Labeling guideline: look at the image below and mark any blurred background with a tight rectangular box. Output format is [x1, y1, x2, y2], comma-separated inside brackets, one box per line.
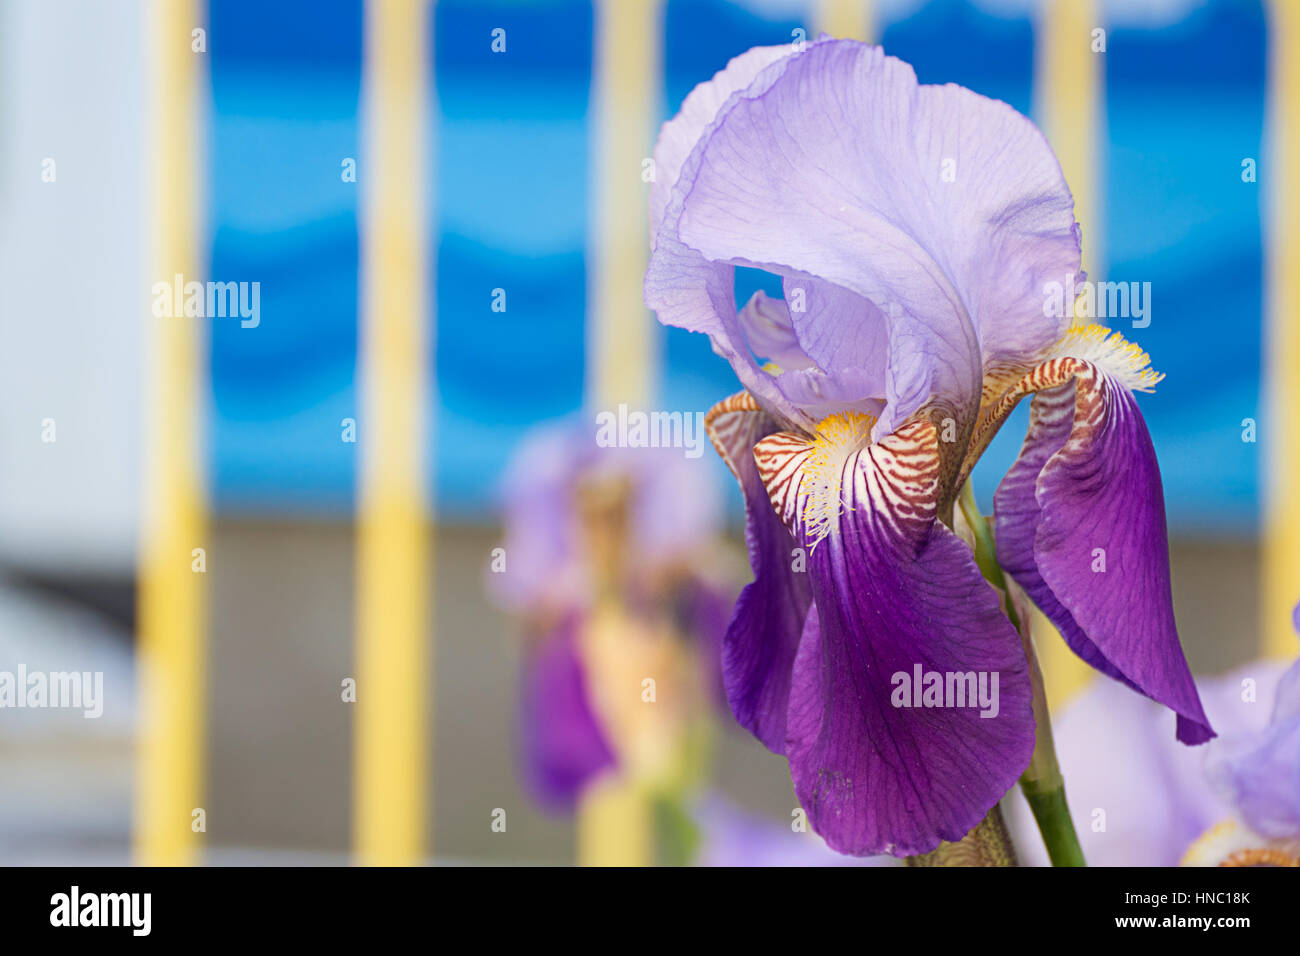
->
[0, 0, 1290, 865]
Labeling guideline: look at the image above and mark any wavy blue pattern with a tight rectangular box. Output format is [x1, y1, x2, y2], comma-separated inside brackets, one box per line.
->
[206, 0, 1266, 531]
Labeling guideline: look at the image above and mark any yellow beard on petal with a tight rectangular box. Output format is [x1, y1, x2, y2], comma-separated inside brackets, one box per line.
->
[801, 411, 876, 551]
[959, 324, 1167, 491]
[1049, 323, 1165, 393]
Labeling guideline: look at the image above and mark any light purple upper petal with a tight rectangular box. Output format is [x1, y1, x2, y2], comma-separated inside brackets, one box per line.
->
[782, 272, 890, 379]
[738, 287, 887, 420]
[648, 39, 1081, 437]
[650, 43, 796, 243]
[757, 420, 1035, 856]
[994, 363, 1214, 745]
[738, 289, 815, 371]
[645, 48, 825, 429]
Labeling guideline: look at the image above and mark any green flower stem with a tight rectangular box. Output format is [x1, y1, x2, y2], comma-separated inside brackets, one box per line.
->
[652, 791, 701, 867]
[1020, 777, 1086, 867]
[957, 482, 1086, 867]
[956, 481, 1020, 634]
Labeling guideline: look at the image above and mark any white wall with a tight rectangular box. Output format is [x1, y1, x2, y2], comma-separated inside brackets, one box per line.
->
[0, 0, 147, 574]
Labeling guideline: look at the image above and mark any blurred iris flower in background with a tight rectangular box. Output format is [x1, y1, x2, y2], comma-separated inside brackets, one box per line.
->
[489, 420, 734, 813]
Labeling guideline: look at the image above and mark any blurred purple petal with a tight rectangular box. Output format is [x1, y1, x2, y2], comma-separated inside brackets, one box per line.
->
[692, 794, 890, 867]
[1207, 653, 1300, 839]
[518, 614, 617, 810]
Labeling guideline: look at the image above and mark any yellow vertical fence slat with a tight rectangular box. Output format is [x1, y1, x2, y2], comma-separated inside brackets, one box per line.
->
[1038, 0, 1102, 286]
[1033, 0, 1103, 709]
[576, 772, 654, 869]
[580, 0, 662, 867]
[1264, 0, 1300, 659]
[815, 0, 873, 42]
[587, 0, 661, 416]
[135, 0, 209, 867]
[354, 0, 434, 866]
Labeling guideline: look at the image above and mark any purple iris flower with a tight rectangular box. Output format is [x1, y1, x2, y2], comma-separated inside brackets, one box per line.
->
[491, 420, 731, 810]
[645, 38, 1213, 856]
